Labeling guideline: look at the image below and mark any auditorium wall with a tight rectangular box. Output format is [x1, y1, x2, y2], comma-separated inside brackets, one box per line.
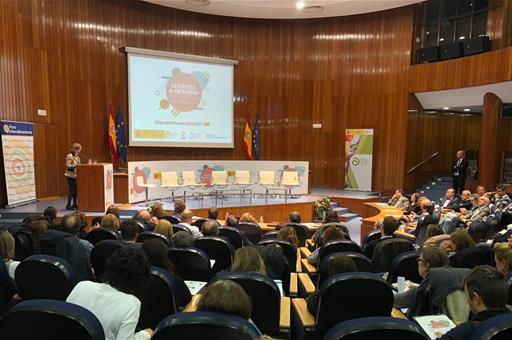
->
[0, 0, 510, 206]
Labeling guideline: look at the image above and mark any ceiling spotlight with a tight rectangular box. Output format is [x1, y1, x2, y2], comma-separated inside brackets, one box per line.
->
[296, 1, 305, 10]
[463, 108, 471, 112]
[186, 0, 210, 6]
[443, 107, 450, 110]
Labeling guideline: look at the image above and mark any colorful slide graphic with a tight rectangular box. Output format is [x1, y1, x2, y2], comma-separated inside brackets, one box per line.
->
[344, 129, 373, 191]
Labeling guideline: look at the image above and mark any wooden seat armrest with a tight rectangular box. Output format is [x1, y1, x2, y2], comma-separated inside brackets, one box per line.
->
[183, 294, 202, 312]
[280, 297, 291, 329]
[300, 259, 317, 273]
[391, 307, 407, 319]
[300, 247, 312, 258]
[296, 249, 302, 272]
[298, 273, 316, 295]
[292, 298, 316, 328]
[290, 273, 298, 296]
[306, 239, 315, 248]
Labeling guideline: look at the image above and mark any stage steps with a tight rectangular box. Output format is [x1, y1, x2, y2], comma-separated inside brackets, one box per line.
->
[330, 202, 360, 222]
[416, 176, 452, 204]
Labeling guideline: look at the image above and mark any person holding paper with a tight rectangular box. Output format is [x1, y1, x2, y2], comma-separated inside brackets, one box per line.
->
[64, 143, 81, 210]
[441, 266, 510, 340]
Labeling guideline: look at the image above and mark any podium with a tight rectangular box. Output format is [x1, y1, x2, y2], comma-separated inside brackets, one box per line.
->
[76, 163, 114, 212]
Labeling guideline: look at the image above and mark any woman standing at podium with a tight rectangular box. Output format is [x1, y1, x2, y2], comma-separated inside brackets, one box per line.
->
[64, 143, 81, 210]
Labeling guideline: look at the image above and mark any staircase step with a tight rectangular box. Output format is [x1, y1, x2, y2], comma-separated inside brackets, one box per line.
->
[329, 202, 338, 209]
[339, 213, 359, 222]
[333, 207, 349, 215]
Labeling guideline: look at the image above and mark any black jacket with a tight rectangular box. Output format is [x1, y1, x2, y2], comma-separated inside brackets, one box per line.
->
[452, 158, 469, 180]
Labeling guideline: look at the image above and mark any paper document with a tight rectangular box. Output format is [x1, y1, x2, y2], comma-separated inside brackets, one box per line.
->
[185, 280, 207, 295]
[414, 314, 456, 339]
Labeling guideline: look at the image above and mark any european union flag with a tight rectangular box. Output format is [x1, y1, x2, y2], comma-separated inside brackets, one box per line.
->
[115, 107, 127, 163]
[252, 114, 260, 160]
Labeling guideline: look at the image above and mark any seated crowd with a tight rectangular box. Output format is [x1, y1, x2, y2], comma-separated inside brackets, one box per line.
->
[1, 187, 512, 339]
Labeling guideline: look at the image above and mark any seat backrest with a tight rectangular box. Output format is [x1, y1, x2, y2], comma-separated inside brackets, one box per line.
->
[0, 260, 16, 309]
[261, 230, 280, 240]
[322, 316, 429, 340]
[90, 240, 126, 279]
[7, 226, 38, 260]
[469, 313, 512, 340]
[211, 272, 281, 335]
[235, 170, 251, 185]
[362, 230, 382, 248]
[173, 224, 192, 235]
[163, 215, 181, 224]
[219, 227, 243, 249]
[192, 218, 208, 230]
[258, 239, 297, 272]
[161, 171, 179, 187]
[86, 227, 119, 246]
[450, 246, 495, 269]
[442, 289, 470, 323]
[168, 248, 211, 281]
[137, 231, 169, 246]
[56, 237, 94, 282]
[387, 251, 422, 284]
[15, 255, 77, 300]
[281, 171, 299, 186]
[259, 171, 275, 185]
[181, 171, 197, 185]
[152, 311, 261, 340]
[317, 272, 393, 332]
[212, 171, 228, 185]
[138, 266, 178, 330]
[0, 299, 104, 340]
[195, 237, 233, 273]
[317, 252, 371, 287]
[237, 223, 262, 244]
[319, 240, 361, 267]
[286, 223, 308, 247]
[372, 238, 415, 273]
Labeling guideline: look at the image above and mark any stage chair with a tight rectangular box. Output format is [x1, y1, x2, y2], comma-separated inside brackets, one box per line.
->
[237, 223, 262, 244]
[151, 311, 261, 340]
[136, 176, 156, 204]
[212, 170, 229, 206]
[86, 227, 120, 246]
[194, 237, 234, 273]
[15, 255, 77, 300]
[292, 272, 394, 339]
[218, 227, 243, 249]
[90, 240, 126, 279]
[211, 271, 289, 337]
[387, 251, 422, 285]
[137, 266, 178, 330]
[161, 171, 185, 202]
[167, 247, 211, 281]
[469, 312, 512, 340]
[234, 170, 253, 204]
[281, 170, 300, 203]
[136, 231, 170, 246]
[181, 171, 205, 206]
[322, 316, 429, 340]
[258, 170, 276, 204]
[258, 239, 298, 272]
[0, 299, 105, 340]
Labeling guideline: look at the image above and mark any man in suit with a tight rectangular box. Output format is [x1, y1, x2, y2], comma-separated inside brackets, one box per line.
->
[452, 150, 469, 194]
[441, 188, 460, 210]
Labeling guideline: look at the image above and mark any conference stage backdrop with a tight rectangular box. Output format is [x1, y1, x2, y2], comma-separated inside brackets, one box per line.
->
[1, 121, 36, 207]
[344, 129, 373, 191]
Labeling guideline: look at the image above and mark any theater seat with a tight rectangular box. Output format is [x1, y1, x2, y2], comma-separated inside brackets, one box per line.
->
[136, 231, 170, 245]
[237, 223, 262, 244]
[318, 240, 361, 268]
[316, 252, 371, 287]
[173, 224, 191, 235]
[168, 247, 211, 281]
[86, 227, 120, 246]
[286, 223, 309, 247]
[387, 251, 422, 284]
[469, 313, 512, 340]
[219, 227, 244, 249]
[362, 230, 382, 248]
[449, 246, 495, 269]
[322, 316, 428, 340]
[7, 226, 38, 260]
[195, 237, 233, 273]
[151, 311, 261, 340]
[138, 266, 178, 330]
[0, 260, 16, 316]
[211, 271, 284, 336]
[192, 218, 208, 230]
[258, 239, 297, 272]
[15, 255, 77, 300]
[163, 215, 181, 225]
[0, 299, 104, 340]
[261, 230, 280, 240]
[90, 240, 126, 279]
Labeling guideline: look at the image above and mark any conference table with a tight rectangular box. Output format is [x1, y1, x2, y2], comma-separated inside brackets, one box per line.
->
[360, 202, 404, 243]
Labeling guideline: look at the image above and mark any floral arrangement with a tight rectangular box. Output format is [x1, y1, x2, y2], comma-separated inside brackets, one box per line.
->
[313, 196, 332, 221]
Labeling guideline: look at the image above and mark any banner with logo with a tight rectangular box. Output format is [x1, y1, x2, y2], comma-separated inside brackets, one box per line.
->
[344, 129, 373, 191]
[103, 163, 114, 211]
[1, 121, 36, 207]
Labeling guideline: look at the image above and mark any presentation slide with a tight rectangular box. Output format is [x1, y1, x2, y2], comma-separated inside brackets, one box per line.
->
[127, 50, 235, 148]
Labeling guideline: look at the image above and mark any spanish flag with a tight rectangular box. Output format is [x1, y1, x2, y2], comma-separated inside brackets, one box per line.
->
[108, 105, 118, 163]
[243, 117, 253, 160]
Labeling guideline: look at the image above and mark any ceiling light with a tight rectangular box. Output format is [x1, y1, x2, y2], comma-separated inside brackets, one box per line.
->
[443, 107, 450, 110]
[463, 108, 471, 112]
[186, 0, 210, 6]
[439, 38, 445, 42]
[296, 1, 305, 10]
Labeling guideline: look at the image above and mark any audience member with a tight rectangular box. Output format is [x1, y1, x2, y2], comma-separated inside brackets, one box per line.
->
[101, 213, 120, 231]
[491, 184, 510, 209]
[141, 239, 191, 310]
[363, 215, 398, 258]
[427, 224, 444, 239]
[239, 212, 258, 224]
[462, 195, 491, 226]
[225, 214, 239, 227]
[207, 207, 218, 220]
[0, 229, 19, 279]
[411, 199, 434, 244]
[455, 190, 473, 212]
[150, 203, 165, 220]
[60, 214, 94, 258]
[178, 209, 202, 239]
[494, 243, 512, 284]
[406, 193, 423, 215]
[119, 220, 140, 243]
[441, 189, 460, 210]
[133, 210, 154, 231]
[231, 246, 266, 274]
[24, 218, 49, 239]
[475, 185, 487, 197]
[388, 189, 410, 211]
[289, 211, 301, 224]
[307, 225, 345, 264]
[197, 280, 252, 321]
[43, 206, 59, 229]
[79, 216, 101, 239]
[441, 266, 510, 340]
[202, 219, 220, 237]
[278, 225, 299, 248]
[66, 247, 152, 340]
[154, 219, 173, 241]
[172, 199, 186, 220]
[105, 205, 121, 221]
[306, 254, 357, 316]
[172, 231, 194, 248]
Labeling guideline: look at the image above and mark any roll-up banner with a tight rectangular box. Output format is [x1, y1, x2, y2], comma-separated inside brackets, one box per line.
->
[344, 129, 373, 191]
